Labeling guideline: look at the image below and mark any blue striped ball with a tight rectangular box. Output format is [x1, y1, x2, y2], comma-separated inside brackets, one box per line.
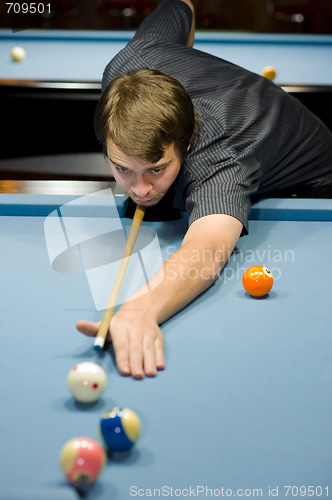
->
[100, 407, 141, 452]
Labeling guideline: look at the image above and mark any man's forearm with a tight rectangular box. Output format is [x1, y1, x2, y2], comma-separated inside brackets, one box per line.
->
[117, 237, 231, 325]
[180, 0, 195, 48]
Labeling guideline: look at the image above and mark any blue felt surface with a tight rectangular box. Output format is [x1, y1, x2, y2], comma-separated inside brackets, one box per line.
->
[0, 197, 332, 499]
[250, 197, 332, 221]
[0, 487, 79, 500]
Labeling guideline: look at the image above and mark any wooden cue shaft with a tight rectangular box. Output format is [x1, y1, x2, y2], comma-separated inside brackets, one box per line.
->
[94, 205, 146, 351]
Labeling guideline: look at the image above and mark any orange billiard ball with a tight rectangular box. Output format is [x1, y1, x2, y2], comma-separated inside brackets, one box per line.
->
[242, 265, 273, 297]
[262, 65, 277, 81]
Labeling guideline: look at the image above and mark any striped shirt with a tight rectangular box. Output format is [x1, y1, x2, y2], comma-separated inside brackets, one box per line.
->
[102, 0, 332, 233]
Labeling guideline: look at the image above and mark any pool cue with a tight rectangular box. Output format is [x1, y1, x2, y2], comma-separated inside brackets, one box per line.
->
[94, 204, 146, 351]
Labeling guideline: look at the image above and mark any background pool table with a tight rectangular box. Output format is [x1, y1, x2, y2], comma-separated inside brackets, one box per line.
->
[0, 30, 332, 161]
[0, 189, 332, 500]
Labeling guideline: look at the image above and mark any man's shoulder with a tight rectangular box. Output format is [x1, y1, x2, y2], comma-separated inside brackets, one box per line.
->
[101, 43, 146, 92]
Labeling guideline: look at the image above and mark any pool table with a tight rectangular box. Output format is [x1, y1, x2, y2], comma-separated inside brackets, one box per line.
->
[0, 30, 332, 159]
[1, 187, 332, 500]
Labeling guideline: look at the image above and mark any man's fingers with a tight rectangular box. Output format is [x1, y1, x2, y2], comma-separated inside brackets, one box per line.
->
[155, 336, 166, 371]
[112, 331, 131, 377]
[142, 335, 157, 378]
[76, 320, 101, 337]
[128, 332, 145, 379]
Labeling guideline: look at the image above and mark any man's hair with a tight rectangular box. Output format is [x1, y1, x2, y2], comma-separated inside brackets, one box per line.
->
[95, 69, 199, 162]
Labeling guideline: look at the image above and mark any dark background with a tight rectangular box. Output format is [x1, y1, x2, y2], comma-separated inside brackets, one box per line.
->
[1, 0, 332, 33]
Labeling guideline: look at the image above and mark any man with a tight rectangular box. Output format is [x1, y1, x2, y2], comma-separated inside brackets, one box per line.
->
[77, 0, 332, 378]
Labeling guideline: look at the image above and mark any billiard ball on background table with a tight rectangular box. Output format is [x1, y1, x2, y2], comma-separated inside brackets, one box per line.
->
[262, 65, 277, 80]
[67, 362, 107, 403]
[100, 407, 141, 452]
[60, 437, 106, 486]
[242, 265, 274, 297]
[10, 46, 26, 62]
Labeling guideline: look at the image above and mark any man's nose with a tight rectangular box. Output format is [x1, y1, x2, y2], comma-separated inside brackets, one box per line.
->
[132, 177, 153, 197]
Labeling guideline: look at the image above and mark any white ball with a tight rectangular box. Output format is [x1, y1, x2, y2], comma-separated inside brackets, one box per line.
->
[67, 362, 107, 403]
[10, 46, 26, 62]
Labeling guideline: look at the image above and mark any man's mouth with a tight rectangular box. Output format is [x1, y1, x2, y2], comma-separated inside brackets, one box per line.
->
[127, 194, 163, 205]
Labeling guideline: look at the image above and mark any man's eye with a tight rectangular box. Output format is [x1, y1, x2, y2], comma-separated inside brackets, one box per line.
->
[116, 167, 129, 174]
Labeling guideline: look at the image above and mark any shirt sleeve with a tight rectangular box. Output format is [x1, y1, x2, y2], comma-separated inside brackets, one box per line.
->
[132, 0, 193, 46]
[173, 134, 262, 236]
[185, 184, 252, 236]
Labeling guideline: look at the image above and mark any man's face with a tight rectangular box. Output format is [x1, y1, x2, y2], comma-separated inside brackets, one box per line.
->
[106, 140, 183, 206]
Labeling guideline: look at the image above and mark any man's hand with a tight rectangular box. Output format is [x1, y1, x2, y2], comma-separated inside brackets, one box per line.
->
[76, 310, 165, 379]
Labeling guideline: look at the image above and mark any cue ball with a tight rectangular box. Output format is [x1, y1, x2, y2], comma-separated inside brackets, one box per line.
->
[60, 437, 106, 486]
[242, 265, 273, 297]
[10, 46, 26, 62]
[67, 362, 107, 403]
[262, 65, 276, 80]
[100, 407, 141, 452]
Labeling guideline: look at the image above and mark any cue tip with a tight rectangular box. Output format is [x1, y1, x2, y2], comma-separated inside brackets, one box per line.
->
[93, 337, 105, 352]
